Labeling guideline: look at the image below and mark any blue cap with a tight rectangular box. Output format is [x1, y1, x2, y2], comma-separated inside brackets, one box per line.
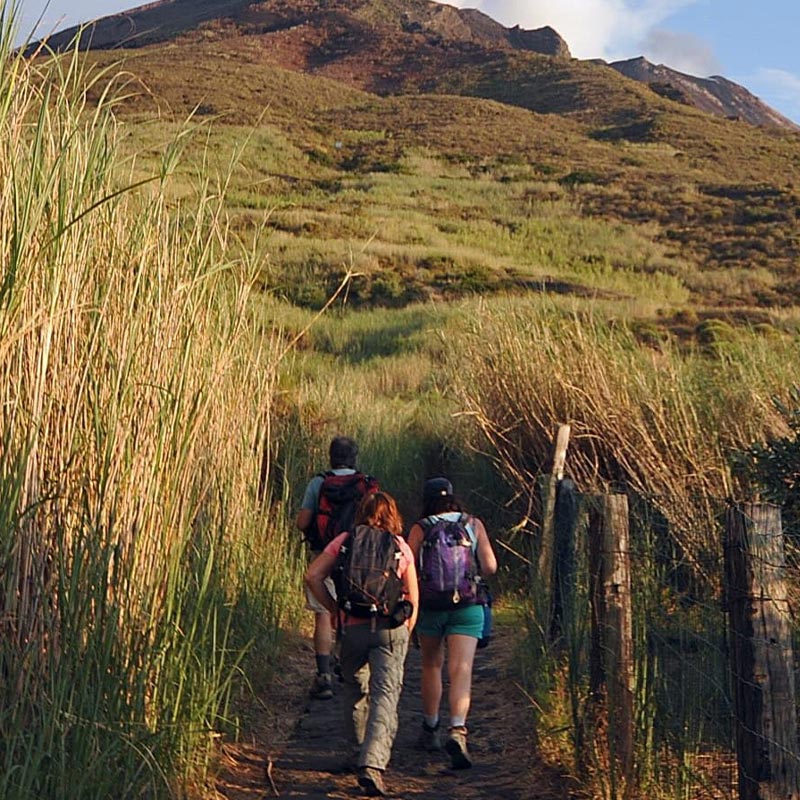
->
[423, 477, 453, 503]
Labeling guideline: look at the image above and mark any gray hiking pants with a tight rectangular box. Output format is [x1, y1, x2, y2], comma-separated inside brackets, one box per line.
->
[339, 622, 410, 771]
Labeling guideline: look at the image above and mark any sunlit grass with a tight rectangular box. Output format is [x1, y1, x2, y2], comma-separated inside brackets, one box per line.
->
[450, 300, 798, 555]
[0, 17, 304, 799]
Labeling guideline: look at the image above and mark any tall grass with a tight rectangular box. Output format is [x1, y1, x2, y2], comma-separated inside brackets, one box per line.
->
[450, 297, 798, 797]
[451, 298, 796, 562]
[257, 298, 517, 529]
[0, 18, 302, 798]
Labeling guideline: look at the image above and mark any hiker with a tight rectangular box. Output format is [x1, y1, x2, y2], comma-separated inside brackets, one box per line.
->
[407, 477, 497, 769]
[296, 436, 379, 700]
[305, 491, 418, 798]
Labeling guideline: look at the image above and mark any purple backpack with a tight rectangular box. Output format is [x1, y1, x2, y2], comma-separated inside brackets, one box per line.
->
[418, 513, 479, 610]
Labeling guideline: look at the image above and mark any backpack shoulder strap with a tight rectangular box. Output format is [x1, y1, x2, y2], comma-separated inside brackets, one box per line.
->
[419, 515, 438, 535]
[336, 529, 355, 558]
[317, 471, 336, 495]
[459, 513, 477, 546]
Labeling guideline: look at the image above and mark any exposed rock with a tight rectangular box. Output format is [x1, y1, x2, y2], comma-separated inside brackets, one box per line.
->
[609, 56, 799, 130]
[507, 24, 570, 57]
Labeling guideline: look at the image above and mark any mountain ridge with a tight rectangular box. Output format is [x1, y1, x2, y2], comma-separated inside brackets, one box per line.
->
[607, 56, 798, 130]
[26, 0, 794, 130]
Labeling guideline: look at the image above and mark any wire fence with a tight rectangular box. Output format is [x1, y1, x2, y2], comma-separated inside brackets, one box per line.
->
[629, 493, 734, 800]
[539, 487, 800, 800]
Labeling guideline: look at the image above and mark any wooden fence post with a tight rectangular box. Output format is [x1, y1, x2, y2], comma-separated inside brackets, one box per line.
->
[724, 503, 800, 800]
[551, 477, 580, 641]
[588, 493, 635, 792]
[539, 424, 571, 600]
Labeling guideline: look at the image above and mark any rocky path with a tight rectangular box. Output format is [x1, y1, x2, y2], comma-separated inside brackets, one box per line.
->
[214, 622, 587, 800]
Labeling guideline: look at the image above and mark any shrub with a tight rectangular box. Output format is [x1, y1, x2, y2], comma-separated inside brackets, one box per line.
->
[737, 387, 800, 537]
[560, 169, 604, 187]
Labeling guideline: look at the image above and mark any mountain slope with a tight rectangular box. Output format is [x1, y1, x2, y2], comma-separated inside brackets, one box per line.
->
[32, 0, 569, 58]
[608, 57, 798, 130]
[36, 0, 719, 130]
[32, 0, 794, 131]
[30, 0, 800, 314]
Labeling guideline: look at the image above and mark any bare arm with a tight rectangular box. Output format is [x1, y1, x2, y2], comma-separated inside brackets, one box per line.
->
[473, 518, 498, 576]
[407, 522, 423, 560]
[403, 557, 419, 631]
[304, 550, 338, 615]
[403, 526, 423, 631]
[296, 508, 314, 532]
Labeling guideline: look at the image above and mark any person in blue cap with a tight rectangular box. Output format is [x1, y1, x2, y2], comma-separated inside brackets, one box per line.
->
[407, 477, 497, 769]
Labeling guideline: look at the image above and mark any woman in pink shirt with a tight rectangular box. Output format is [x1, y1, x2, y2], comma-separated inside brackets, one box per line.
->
[306, 492, 418, 797]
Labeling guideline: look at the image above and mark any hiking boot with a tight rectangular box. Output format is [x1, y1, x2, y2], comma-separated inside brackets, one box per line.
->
[416, 721, 442, 751]
[309, 672, 333, 700]
[445, 726, 472, 769]
[357, 766, 387, 796]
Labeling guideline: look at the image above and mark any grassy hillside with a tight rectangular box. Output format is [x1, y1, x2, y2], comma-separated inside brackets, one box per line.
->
[71, 30, 800, 326]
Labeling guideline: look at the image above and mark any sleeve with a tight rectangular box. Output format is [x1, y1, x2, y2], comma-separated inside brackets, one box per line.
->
[323, 531, 348, 558]
[300, 475, 324, 512]
[396, 537, 415, 578]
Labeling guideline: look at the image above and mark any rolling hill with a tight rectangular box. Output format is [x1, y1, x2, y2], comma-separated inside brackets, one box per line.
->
[29, 0, 800, 320]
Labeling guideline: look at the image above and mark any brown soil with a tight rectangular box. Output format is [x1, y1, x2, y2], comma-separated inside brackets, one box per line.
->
[213, 621, 589, 800]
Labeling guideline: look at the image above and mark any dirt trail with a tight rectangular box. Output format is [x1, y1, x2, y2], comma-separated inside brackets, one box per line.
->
[214, 622, 587, 800]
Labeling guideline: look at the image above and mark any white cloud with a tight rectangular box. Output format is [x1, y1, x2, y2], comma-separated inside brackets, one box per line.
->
[641, 28, 722, 76]
[443, 0, 700, 61]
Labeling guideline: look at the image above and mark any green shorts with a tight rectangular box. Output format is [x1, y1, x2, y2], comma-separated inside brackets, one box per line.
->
[416, 603, 484, 639]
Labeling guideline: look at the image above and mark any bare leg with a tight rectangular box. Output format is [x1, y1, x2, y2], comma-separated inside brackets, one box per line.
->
[446, 634, 478, 723]
[418, 634, 445, 718]
[314, 611, 332, 656]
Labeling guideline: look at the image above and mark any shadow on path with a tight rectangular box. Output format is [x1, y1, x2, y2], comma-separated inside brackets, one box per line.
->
[216, 623, 586, 800]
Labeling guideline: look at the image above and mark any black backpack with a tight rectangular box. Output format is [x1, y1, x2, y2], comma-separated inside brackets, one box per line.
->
[332, 525, 408, 626]
[306, 471, 379, 551]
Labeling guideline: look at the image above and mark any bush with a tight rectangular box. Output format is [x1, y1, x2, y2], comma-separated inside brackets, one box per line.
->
[738, 387, 800, 536]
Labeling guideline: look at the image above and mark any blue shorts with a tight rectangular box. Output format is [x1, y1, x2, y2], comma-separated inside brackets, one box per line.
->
[415, 603, 483, 639]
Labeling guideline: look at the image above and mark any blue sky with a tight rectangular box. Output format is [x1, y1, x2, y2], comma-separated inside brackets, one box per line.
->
[11, 0, 800, 123]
